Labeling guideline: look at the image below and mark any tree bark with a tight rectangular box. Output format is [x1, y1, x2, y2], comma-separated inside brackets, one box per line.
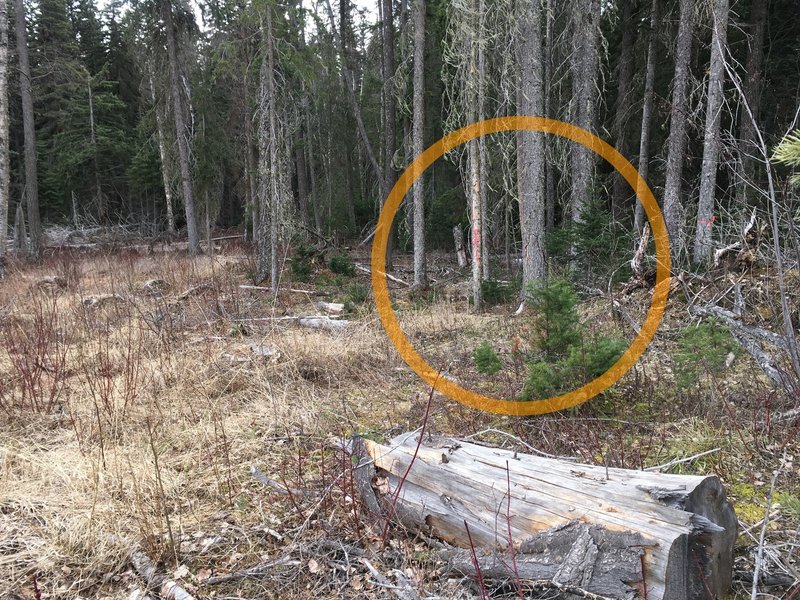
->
[467, 0, 481, 311]
[305, 102, 322, 233]
[734, 0, 767, 211]
[662, 0, 694, 265]
[569, 0, 601, 225]
[693, 0, 729, 264]
[13, 0, 42, 258]
[477, 0, 489, 281]
[610, 0, 636, 222]
[295, 123, 309, 226]
[256, 6, 280, 293]
[543, 0, 555, 232]
[411, 0, 426, 287]
[162, 0, 199, 255]
[517, 0, 546, 288]
[633, 0, 660, 233]
[382, 0, 397, 267]
[0, 0, 9, 256]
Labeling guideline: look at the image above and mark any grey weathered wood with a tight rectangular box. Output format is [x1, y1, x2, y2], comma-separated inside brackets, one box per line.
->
[350, 436, 388, 536]
[358, 433, 736, 600]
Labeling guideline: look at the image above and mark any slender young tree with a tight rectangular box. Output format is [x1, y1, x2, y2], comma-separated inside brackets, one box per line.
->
[693, 0, 729, 263]
[662, 0, 694, 264]
[13, 0, 42, 258]
[0, 0, 9, 256]
[148, 68, 176, 232]
[411, 0, 426, 287]
[517, 0, 546, 287]
[633, 0, 659, 233]
[162, 0, 199, 254]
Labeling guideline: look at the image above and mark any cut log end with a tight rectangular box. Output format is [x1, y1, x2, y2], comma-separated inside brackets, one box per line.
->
[354, 433, 736, 600]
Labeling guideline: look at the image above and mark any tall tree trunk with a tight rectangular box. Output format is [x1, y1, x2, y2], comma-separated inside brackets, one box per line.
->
[517, 0, 546, 288]
[693, 0, 729, 264]
[734, 0, 767, 211]
[295, 120, 310, 226]
[569, 0, 601, 225]
[86, 73, 106, 225]
[306, 103, 322, 233]
[411, 0, 426, 287]
[633, 0, 660, 233]
[543, 0, 555, 232]
[468, 1, 481, 311]
[477, 0, 489, 281]
[0, 0, 9, 256]
[257, 7, 280, 292]
[382, 0, 397, 266]
[324, 0, 385, 231]
[13, 0, 41, 258]
[610, 0, 635, 222]
[162, 0, 199, 255]
[662, 0, 694, 264]
[149, 71, 176, 233]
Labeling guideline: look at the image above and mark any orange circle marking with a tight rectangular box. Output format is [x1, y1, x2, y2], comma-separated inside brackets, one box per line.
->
[371, 117, 671, 416]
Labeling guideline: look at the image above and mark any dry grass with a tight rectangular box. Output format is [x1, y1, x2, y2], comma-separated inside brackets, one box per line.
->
[0, 247, 798, 599]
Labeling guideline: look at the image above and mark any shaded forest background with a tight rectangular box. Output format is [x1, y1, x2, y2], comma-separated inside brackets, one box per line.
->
[0, 0, 799, 284]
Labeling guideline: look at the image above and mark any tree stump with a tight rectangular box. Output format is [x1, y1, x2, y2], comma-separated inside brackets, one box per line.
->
[353, 432, 736, 600]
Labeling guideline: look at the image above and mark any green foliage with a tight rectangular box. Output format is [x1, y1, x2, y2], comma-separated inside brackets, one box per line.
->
[473, 342, 502, 375]
[427, 187, 467, 249]
[521, 360, 561, 399]
[776, 491, 800, 519]
[346, 283, 370, 305]
[344, 283, 370, 312]
[328, 253, 355, 276]
[520, 336, 626, 400]
[545, 200, 633, 282]
[673, 318, 738, 388]
[519, 278, 626, 401]
[525, 278, 581, 360]
[545, 228, 572, 259]
[774, 129, 800, 187]
[480, 279, 519, 306]
[566, 336, 628, 380]
[291, 244, 319, 281]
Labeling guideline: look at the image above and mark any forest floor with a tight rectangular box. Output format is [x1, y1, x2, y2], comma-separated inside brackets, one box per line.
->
[0, 238, 799, 599]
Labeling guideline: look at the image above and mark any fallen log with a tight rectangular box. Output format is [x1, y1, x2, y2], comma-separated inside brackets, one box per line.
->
[354, 263, 409, 287]
[316, 301, 345, 314]
[355, 433, 736, 600]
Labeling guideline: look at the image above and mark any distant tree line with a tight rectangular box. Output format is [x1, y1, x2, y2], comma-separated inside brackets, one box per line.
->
[0, 0, 798, 302]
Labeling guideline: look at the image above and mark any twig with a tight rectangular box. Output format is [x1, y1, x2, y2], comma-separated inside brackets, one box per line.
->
[122, 539, 196, 600]
[464, 521, 490, 600]
[205, 555, 299, 584]
[354, 263, 409, 287]
[250, 465, 316, 496]
[752, 451, 787, 600]
[461, 428, 577, 461]
[644, 447, 721, 472]
[360, 558, 421, 600]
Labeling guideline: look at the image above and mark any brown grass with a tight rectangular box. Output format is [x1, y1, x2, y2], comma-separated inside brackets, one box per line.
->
[0, 248, 798, 599]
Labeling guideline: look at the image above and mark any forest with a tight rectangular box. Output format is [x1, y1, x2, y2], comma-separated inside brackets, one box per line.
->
[1, 0, 800, 598]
